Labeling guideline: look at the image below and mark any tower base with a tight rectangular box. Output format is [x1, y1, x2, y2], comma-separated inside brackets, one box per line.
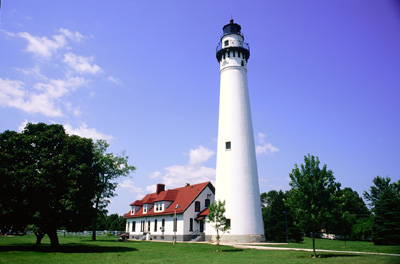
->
[215, 234, 265, 243]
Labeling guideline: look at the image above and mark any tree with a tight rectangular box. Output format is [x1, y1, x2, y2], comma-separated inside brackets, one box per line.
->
[24, 123, 97, 246]
[332, 188, 371, 243]
[285, 154, 341, 258]
[261, 190, 302, 242]
[364, 176, 400, 245]
[91, 140, 135, 241]
[207, 200, 230, 252]
[0, 123, 98, 247]
[0, 130, 31, 235]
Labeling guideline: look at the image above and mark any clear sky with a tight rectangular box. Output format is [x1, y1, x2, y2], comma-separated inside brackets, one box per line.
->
[1, 1, 399, 215]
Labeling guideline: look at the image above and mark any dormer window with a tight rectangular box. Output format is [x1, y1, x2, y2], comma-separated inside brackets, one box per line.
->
[143, 204, 148, 213]
[131, 206, 135, 215]
[154, 202, 164, 212]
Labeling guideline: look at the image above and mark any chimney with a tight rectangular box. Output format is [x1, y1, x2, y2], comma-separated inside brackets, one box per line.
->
[185, 183, 190, 187]
[156, 183, 165, 194]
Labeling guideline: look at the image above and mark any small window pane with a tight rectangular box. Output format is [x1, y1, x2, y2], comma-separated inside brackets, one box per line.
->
[226, 141, 231, 150]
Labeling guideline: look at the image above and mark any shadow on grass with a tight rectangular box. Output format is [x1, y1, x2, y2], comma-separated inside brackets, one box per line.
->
[297, 254, 359, 259]
[221, 248, 244, 253]
[208, 248, 244, 253]
[0, 243, 138, 253]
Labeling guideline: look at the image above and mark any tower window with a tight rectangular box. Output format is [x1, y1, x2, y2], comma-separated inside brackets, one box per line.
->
[233, 51, 235, 57]
[226, 218, 231, 228]
[224, 40, 229, 47]
[226, 141, 231, 150]
[241, 60, 244, 66]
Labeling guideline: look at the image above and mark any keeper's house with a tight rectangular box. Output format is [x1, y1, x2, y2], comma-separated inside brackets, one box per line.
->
[124, 182, 215, 242]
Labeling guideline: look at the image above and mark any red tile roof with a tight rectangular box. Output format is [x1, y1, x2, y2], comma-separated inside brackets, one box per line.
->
[195, 208, 210, 220]
[124, 181, 214, 218]
[129, 200, 143, 206]
[198, 208, 209, 216]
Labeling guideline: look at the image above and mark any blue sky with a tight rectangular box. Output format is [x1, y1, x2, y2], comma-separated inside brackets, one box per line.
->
[1, 1, 399, 215]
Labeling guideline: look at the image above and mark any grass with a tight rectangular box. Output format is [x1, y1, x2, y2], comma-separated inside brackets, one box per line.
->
[263, 237, 400, 255]
[0, 235, 398, 264]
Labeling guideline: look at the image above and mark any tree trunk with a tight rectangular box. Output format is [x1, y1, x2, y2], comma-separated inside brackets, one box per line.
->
[46, 228, 60, 247]
[92, 197, 100, 241]
[312, 232, 316, 258]
[34, 231, 45, 245]
[216, 229, 220, 252]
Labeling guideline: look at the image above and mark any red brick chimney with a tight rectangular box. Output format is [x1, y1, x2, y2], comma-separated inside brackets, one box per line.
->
[156, 183, 165, 194]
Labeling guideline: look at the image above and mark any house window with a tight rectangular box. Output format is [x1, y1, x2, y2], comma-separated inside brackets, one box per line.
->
[132, 221, 136, 232]
[148, 220, 151, 232]
[205, 199, 210, 208]
[162, 219, 165, 228]
[131, 206, 135, 214]
[189, 218, 193, 231]
[154, 220, 158, 232]
[226, 141, 231, 150]
[140, 221, 144, 232]
[127, 222, 130, 232]
[195, 201, 200, 212]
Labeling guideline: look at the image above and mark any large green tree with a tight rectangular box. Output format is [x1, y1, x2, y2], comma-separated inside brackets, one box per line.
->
[0, 123, 98, 246]
[261, 190, 302, 242]
[333, 188, 372, 242]
[91, 140, 135, 241]
[364, 176, 400, 245]
[285, 154, 341, 258]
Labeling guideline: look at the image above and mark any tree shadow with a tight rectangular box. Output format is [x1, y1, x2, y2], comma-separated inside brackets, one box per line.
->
[297, 254, 359, 259]
[208, 248, 244, 253]
[221, 248, 244, 253]
[0, 243, 138, 253]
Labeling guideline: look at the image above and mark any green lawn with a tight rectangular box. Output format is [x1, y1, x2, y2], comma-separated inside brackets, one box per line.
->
[263, 237, 400, 255]
[0, 235, 399, 264]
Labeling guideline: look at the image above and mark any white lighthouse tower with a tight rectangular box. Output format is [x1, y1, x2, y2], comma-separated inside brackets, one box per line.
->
[215, 19, 265, 243]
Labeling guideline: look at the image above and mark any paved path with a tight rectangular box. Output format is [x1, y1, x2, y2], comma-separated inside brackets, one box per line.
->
[220, 243, 400, 257]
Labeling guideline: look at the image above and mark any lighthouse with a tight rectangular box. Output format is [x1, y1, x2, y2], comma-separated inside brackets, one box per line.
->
[215, 19, 265, 242]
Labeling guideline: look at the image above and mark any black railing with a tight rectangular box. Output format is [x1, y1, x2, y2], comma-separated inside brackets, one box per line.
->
[216, 41, 250, 53]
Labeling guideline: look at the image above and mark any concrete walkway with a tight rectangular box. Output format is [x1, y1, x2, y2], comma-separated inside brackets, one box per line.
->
[220, 243, 400, 257]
